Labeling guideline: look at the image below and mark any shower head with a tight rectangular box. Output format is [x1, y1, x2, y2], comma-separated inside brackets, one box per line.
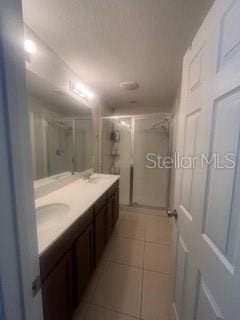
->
[147, 119, 169, 136]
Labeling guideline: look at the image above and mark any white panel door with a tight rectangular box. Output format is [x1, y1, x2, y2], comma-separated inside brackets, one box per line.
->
[171, 0, 240, 319]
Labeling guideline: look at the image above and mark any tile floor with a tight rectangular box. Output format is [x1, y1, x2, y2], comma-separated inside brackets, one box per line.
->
[74, 206, 172, 320]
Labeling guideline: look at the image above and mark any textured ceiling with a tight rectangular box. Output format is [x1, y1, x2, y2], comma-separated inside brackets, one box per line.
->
[22, 0, 214, 110]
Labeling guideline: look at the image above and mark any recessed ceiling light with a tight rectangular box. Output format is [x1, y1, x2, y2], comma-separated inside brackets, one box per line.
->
[24, 39, 36, 54]
[120, 81, 139, 91]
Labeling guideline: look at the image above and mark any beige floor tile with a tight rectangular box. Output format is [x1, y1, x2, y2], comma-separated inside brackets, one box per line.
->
[120, 206, 167, 217]
[113, 219, 145, 240]
[82, 259, 107, 303]
[85, 305, 136, 320]
[93, 261, 143, 318]
[106, 236, 144, 267]
[141, 271, 170, 320]
[74, 302, 89, 320]
[146, 217, 172, 244]
[146, 215, 169, 225]
[141, 208, 167, 217]
[144, 243, 171, 274]
[119, 210, 147, 223]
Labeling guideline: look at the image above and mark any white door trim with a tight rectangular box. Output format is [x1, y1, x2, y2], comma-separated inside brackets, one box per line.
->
[0, 0, 43, 319]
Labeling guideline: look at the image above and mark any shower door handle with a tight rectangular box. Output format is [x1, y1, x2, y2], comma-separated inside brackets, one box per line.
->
[130, 164, 134, 205]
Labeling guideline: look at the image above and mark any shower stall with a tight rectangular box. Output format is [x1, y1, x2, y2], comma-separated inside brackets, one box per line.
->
[101, 115, 172, 209]
[46, 118, 93, 177]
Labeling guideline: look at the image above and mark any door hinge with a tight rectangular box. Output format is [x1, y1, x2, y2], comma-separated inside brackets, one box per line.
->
[32, 276, 41, 297]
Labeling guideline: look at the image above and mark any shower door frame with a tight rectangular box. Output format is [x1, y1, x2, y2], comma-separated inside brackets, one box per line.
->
[45, 117, 93, 175]
[101, 113, 173, 210]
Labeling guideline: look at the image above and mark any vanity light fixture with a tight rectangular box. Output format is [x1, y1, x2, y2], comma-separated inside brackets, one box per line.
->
[69, 81, 94, 100]
[24, 39, 36, 54]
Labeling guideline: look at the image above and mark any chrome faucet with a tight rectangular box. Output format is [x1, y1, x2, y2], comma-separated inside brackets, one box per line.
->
[82, 172, 93, 180]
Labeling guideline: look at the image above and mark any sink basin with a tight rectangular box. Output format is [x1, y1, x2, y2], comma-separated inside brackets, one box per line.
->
[87, 176, 110, 184]
[36, 203, 70, 229]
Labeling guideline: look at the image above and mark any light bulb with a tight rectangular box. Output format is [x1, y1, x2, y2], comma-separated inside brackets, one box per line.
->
[24, 39, 36, 54]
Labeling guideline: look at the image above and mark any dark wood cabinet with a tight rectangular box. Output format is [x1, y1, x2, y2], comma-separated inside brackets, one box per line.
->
[40, 179, 119, 319]
[107, 195, 114, 238]
[113, 188, 119, 226]
[42, 252, 73, 320]
[74, 224, 93, 305]
[94, 205, 106, 266]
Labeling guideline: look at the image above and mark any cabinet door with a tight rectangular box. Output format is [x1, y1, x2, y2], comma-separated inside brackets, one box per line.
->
[107, 195, 114, 238]
[42, 252, 73, 320]
[94, 205, 106, 266]
[74, 224, 93, 305]
[113, 188, 119, 226]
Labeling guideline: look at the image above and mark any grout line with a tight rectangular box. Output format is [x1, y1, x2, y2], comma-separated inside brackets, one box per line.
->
[140, 216, 147, 320]
[112, 234, 145, 242]
[105, 260, 143, 272]
[113, 231, 171, 246]
[143, 268, 171, 276]
[84, 209, 172, 320]
[111, 233, 146, 242]
[106, 259, 143, 270]
[87, 259, 107, 305]
[90, 302, 141, 319]
[144, 240, 171, 246]
[101, 258, 172, 275]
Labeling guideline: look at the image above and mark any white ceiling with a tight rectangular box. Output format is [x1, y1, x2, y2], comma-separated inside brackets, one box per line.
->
[22, 0, 214, 111]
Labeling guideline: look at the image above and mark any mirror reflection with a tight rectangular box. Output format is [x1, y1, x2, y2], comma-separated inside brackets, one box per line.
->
[26, 70, 93, 180]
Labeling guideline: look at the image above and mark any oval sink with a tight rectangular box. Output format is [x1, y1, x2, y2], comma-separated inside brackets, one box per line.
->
[36, 203, 70, 229]
[88, 176, 110, 184]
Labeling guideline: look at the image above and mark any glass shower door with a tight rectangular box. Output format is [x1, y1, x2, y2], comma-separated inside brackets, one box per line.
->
[46, 119, 74, 176]
[75, 118, 93, 172]
[102, 118, 132, 205]
[132, 118, 170, 208]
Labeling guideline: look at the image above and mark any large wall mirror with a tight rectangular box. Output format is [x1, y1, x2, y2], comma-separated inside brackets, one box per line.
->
[26, 70, 93, 180]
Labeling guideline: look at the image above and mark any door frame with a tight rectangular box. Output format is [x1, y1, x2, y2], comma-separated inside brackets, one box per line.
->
[0, 0, 43, 319]
[100, 113, 173, 210]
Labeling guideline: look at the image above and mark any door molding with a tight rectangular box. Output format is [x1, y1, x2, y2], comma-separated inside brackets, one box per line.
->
[0, 0, 43, 319]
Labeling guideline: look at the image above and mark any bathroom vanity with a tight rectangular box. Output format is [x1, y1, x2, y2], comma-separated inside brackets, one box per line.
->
[35, 174, 119, 320]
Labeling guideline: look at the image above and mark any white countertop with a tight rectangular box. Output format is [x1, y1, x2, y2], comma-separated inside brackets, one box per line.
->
[35, 173, 119, 256]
